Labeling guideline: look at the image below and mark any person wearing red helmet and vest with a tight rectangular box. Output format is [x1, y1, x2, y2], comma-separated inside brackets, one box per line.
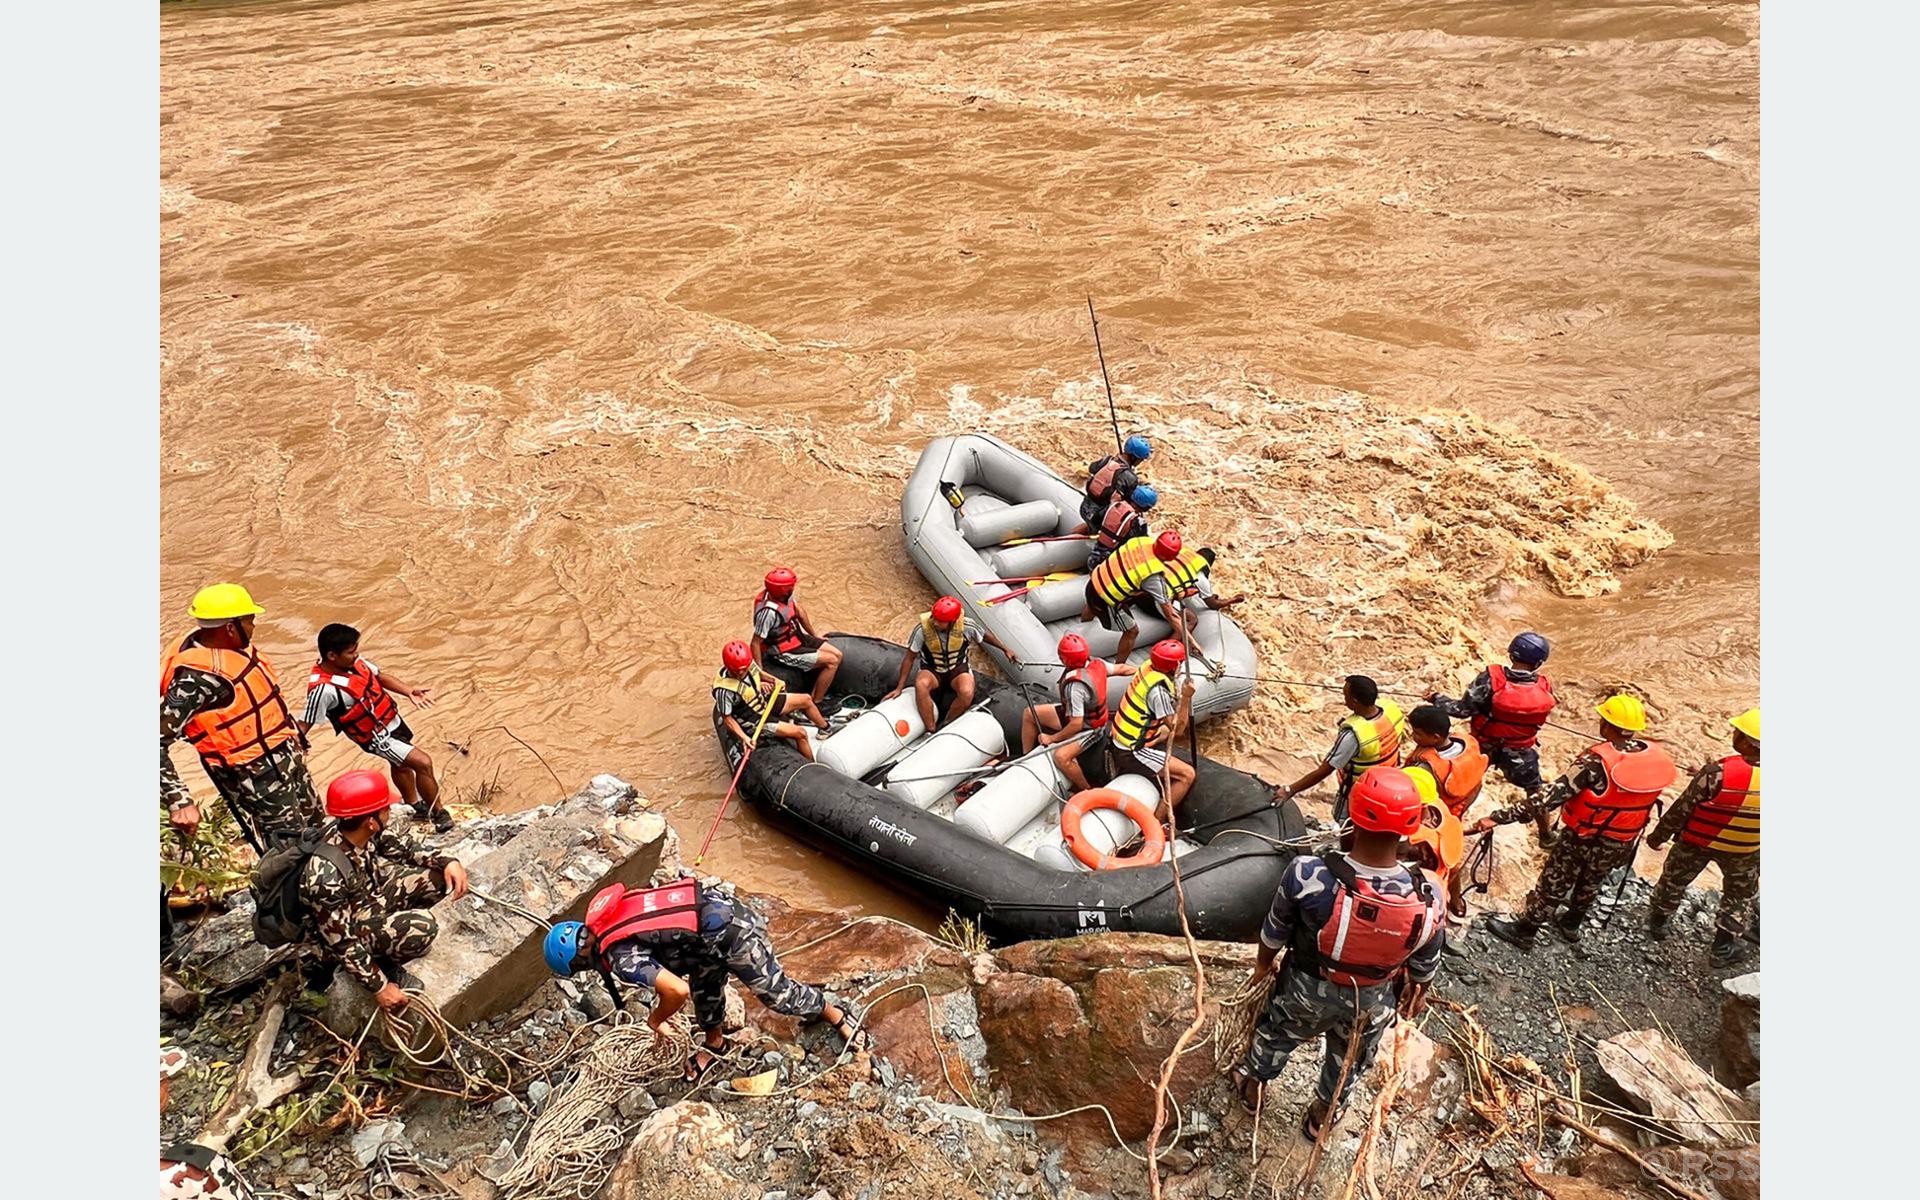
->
[1020, 633, 1138, 792]
[1430, 632, 1561, 846]
[1229, 768, 1446, 1134]
[715, 641, 825, 761]
[1272, 675, 1407, 826]
[542, 876, 873, 1082]
[1475, 694, 1678, 949]
[161, 583, 322, 853]
[887, 596, 1020, 731]
[1069, 638, 1197, 818]
[299, 770, 469, 1012]
[298, 623, 452, 833]
[750, 567, 844, 706]
[1646, 708, 1760, 965]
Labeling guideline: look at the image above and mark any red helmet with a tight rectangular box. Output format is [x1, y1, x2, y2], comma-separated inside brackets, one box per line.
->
[1057, 633, 1090, 669]
[722, 640, 753, 672]
[932, 596, 963, 625]
[764, 567, 797, 597]
[1148, 639, 1186, 672]
[326, 769, 397, 819]
[1153, 531, 1183, 561]
[1346, 768, 1424, 836]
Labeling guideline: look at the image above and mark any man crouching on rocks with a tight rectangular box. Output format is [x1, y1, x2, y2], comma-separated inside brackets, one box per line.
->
[304, 769, 468, 1012]
[1234, 768, 1446, 1137]
[542, 877, 873, 1082]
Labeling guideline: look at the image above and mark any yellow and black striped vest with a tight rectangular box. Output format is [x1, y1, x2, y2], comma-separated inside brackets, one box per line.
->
[1680, 756, 1759, 855]
[1110, 665, 1175, 751]
[1090, 536, 1166, 606]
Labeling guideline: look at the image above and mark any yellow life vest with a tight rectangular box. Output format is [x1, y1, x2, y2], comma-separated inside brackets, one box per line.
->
[1339, 699, 1406, 781]
[1164, 548, 1207, 598]
[1110, 665, 1175, 751]
[712, 666, 775, 723]
[918, 613, 971, 674]
[1090, 536, 1166, 606]
[1680, 756, 1760, 854]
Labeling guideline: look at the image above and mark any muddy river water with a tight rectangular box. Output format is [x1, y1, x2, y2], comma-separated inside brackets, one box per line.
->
[161, 0, 1758, 921]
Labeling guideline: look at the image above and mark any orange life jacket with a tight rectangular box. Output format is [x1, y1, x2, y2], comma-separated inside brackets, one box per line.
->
[1086, 455, 1130, 505]
[1094, 499, 1146, 555]
[307, 657, 400, 748]
[161, 633, 300, 770]
[1402, 733, 1490, 818]
[1680, 756, 1760, 855]
[754, 590, 805, 655]
[1470, 665, 1555, 750]
[583, 881, 702, 967]
[1295, 854, 1440, 987]
[1561, 741, 1678, 842]
[1061, 659, 1111, 728]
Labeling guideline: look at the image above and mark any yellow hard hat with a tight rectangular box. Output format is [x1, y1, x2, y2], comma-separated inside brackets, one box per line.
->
[1594, 693, 1648, 733]
[1729, 708, 1760, 741]
[188, 583, 265, 621]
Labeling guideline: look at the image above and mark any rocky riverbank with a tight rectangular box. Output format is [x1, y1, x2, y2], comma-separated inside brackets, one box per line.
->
[161, 778, 1758, 1200]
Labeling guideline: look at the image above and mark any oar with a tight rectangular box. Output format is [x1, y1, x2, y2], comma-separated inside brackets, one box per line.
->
[998, 534, 1094, 547]
[969, 572, 1083, 586]
[693, 679, 785, 867]
[985, 587, 1037, 606]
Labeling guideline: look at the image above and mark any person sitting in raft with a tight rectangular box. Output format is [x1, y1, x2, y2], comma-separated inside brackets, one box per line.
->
[300, 622, 453, 832]
[1021, 632, 1136, 790]
[750, 567, 843, 707]
[715, 641, 825, 761]
[1074, 434, 1152, 531]
[886, 595, 1020, 731]
[1087, 484, 1157, 571]
[1057, 639, 1197, 819]
[1271, 675, 1407, 825]
[542, 876, 873, 1082]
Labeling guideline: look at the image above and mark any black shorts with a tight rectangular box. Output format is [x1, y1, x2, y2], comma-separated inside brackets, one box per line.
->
[919, 659, 972, 684]
[1105, 740, 1169, 779]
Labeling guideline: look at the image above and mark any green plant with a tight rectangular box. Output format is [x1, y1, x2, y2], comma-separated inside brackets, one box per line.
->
[160, 799, 252, 901]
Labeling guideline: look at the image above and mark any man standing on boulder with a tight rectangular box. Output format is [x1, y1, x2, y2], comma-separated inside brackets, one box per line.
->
[1230, 768, 1445, 1137]
[1430, 632, 1559, 846]
[1645, 708, 1760, 965]
[161, 583, 322, 852]
[299, 622, 453, 832]
[300, 770, 468, 1012]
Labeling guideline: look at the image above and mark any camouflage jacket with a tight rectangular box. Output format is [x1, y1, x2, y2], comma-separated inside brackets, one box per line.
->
[297, 824, 452, 993]
[160, 665, 232, 810]
[1647, 760, 1726, 846]
[1487, 752, 1608, 824]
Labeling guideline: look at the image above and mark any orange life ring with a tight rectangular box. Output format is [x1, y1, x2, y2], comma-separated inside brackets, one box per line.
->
[1061, 788, 1166, 871]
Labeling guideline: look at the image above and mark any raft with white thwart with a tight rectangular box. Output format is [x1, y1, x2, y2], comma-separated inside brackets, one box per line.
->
[714, 634, 1306, 943]
[900, 433, 1258, 722]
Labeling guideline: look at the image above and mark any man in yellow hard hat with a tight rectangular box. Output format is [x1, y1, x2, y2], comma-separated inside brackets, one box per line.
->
[1472, 694, 1677, 949]
[161, 583, 322, 853]
[1646, 708, 1760, 965]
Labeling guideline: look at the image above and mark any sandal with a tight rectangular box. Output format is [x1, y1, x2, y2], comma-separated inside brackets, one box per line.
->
[1302, 1099, 1338, 1141]
[1229, 1067, 1264, 1114]
[830, 1011, 874, 1055]
[684, 1044, 724, 1083]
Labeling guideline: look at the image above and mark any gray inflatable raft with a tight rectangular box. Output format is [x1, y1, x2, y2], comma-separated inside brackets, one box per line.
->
[901, 433, 1256, 720]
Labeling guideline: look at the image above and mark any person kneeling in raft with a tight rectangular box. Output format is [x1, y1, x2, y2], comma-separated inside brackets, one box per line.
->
[1021, 632, 1136, 791]
[886, 595, 1020, 731]
[543, 877, 874, 1081]
[715, 641, 825, 761]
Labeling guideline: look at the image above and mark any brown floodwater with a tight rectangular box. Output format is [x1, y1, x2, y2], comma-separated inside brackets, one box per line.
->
[161, 0, 1758, 923]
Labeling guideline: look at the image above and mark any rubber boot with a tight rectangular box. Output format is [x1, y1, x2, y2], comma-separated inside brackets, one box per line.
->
[1485, 915, 1539, 950]
[1710, 930, 1745, 967]
[1551, 913, 1583, 945]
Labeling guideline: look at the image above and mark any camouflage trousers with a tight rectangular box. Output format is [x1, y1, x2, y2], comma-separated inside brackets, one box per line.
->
[688, 906, 828, 1031]
[205, 743, 322, 849]
[1240, 966, 1397, 1109]
[1520, 831, 1638, 927]
[345, 868, 444, 972]
[1649, 842, 1759, 937]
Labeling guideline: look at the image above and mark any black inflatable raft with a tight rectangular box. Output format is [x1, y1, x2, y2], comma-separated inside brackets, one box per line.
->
[712, 634, 1307, 943]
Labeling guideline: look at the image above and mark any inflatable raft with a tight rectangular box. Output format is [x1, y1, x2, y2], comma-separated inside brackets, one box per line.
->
[715, 635, 1307, 943]
[901, 433, 1258, 721]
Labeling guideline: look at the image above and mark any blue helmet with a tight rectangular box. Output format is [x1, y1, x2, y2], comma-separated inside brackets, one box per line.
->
[544, 921, 588, 976]
[1508, 632, 1551, 666]
[1123, 434, 1152, 462]
[1130, 484, 1159, 510]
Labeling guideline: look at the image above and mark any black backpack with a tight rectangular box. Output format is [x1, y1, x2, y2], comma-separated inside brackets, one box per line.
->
[249, 828, 360, 948]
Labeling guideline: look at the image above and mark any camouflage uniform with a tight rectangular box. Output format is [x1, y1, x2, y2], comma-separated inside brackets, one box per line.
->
[297, 823, 452, 994]
[161, 1144, 257, 1200]
[1434, 671, 1547, 791]
[606, 892, 829, 1031]
[161, 665, 321, 849]
[1647, 760, 1760, 937]
[1489, 752, 1635, 928]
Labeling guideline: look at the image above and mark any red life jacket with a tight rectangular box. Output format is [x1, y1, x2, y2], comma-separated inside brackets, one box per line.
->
[1680, 756, 1760, 854]
[1297, 855, 1440, 988]
[1469, 665, 1556, 750]
[583, 881, 702, 965]
[1561, 741, 1679, 842]
[1087, 456, 1130, 504]
[1061, 659, 1111, 728]
[1094, 500, 1145, 553]
[307, 658, 400, 748]
[754, 590, 805, 655]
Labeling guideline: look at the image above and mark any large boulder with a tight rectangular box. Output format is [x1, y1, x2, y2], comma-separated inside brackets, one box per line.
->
[327, 775, 673, 1036]
[604, 1102, 755, 1199]
[1717, 972, 1760, 1088]
[1595, 1029, 1756, 1146]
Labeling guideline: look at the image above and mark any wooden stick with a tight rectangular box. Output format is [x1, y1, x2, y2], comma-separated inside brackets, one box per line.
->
[198, 978, 306, 1150]
[1546, 1104, 1715, 1200]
